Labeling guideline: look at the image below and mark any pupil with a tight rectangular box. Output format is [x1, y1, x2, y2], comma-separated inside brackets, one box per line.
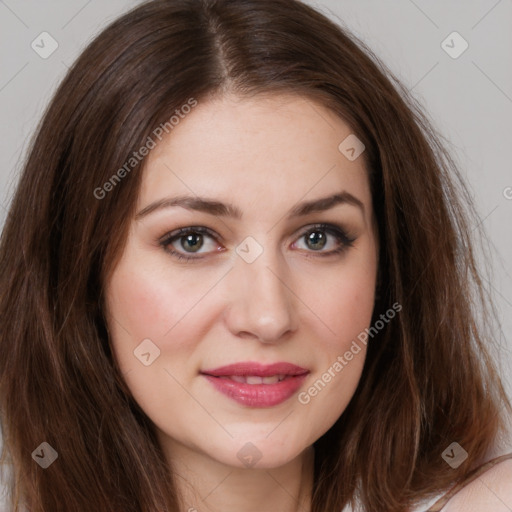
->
[307, 231, 326, 250]
[182, 233, 203, 252]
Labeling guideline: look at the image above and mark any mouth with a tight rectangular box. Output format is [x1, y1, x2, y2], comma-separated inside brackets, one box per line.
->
[214, 374, 291, 384]
[200, 362, 310, 407]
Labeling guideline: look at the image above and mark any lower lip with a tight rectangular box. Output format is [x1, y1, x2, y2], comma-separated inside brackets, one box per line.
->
[202, 374, 308, 407]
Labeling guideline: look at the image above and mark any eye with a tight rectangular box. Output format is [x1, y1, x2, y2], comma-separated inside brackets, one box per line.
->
[159, 226, 221, 261]
[159, 223, 356, 262]
[292, 223, 355, 256]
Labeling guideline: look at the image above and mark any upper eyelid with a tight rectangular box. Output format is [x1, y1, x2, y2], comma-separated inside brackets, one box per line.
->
[159, 226, 219, 244]
[161, 223, 348, 240]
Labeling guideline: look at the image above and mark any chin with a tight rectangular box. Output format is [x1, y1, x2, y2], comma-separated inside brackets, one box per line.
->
[219, 434, 311, 470]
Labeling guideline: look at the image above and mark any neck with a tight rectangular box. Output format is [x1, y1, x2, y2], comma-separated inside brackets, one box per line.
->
[162, 439, 315, 512]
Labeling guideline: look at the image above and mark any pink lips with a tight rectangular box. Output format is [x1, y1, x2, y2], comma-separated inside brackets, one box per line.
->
[200, 362, 309, 407]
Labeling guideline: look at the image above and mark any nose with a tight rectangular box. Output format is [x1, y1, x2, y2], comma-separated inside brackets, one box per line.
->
[223, 246, 298, 343]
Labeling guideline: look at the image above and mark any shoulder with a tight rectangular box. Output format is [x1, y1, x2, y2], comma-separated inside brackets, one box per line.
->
[441, 458, 512, 511]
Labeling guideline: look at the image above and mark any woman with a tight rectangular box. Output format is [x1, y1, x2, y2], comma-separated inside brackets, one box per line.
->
[0, 0, 510, 511]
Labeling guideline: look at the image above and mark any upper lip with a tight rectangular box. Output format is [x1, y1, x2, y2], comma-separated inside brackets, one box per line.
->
[201, 362, 309, 377]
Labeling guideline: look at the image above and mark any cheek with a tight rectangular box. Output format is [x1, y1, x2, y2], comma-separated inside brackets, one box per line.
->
[295, 246, 376, 420]
[297, 270, 373, 430]
[104, 264, 178, 379]
[106, 258, 214, 349]
[111, 273, 165, 331]
[104, 251, 231, 391]
[104, 262, 202, 414]
[328, 282, 374, 335]
[312, 259, 377, 354]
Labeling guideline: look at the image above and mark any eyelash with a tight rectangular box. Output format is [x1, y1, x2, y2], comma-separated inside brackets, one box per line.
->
[158, 223, 356, 262]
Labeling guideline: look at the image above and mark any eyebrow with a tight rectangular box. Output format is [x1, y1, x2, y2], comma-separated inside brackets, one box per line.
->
[135, 191, 365, 221]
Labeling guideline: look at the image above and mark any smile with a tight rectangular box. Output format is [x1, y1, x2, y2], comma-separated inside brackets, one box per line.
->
[200, 362, 309, 407]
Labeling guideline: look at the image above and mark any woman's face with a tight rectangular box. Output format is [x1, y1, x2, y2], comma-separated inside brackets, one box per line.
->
[105, 93, 378, 469]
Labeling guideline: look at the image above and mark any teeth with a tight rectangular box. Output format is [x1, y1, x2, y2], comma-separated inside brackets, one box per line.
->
[226, 374, 287, 384]
[246, 376, 263, 384]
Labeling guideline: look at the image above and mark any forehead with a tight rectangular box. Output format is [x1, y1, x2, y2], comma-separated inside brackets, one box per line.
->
[137, 93, 372, 222]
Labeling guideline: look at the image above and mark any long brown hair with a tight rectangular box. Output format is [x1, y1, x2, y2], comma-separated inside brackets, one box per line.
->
[0, 0, 509, 510]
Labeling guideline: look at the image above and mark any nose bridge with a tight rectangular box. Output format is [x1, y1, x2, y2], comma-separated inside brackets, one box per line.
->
[224, 237, 297, 342]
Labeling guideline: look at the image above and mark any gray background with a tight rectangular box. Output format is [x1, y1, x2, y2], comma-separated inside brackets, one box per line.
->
[0, 0, 511, 501]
